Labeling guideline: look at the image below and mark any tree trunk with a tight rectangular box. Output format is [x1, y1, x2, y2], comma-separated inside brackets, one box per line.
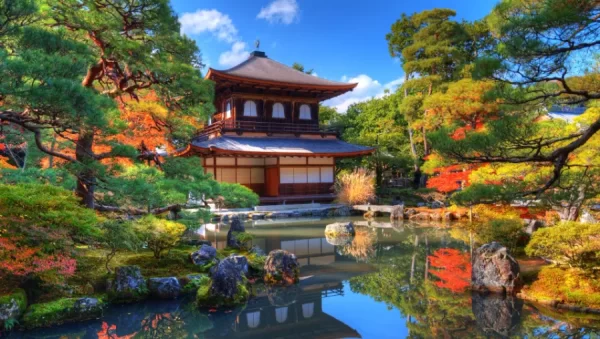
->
[75, 131, 96, 208]
[408, 128, 418, 169]
[556, 185, 586, 221]
[48, 135, 56, 168]
[106, 250, 116, 273]
[422, 126, 429, 156]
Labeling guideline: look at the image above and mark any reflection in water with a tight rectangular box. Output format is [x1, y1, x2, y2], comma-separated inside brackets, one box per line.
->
[7, 217, 600, 338]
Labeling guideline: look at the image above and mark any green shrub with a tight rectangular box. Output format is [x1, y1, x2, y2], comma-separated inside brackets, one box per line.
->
[525, 221, 600, 268]
[99, 220, 141, 272]
[218, 182, 259, 208]
[0, 183, 100, 238]
[476, 218, 528, 253]
[134, 216, 186, 259]
[234, 232, 255, 249]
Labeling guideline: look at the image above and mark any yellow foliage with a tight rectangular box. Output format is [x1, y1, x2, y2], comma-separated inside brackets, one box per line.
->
[525, 267, 600, 308]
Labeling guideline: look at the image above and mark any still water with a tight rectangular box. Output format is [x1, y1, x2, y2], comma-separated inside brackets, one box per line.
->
[8, 217, 600, 338]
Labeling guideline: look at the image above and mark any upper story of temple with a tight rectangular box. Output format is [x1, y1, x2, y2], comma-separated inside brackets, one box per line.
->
[201, 50, 357, 138]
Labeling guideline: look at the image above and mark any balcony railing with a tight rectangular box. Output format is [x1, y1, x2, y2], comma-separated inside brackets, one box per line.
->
[195, 120, 338, 141]
[222, 120, 336, 134]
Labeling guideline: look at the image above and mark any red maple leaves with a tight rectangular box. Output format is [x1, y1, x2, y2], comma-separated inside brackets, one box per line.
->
[0, 236, 76, 277]
[427, 165, 474, 193]
[428, 248, 472, 293]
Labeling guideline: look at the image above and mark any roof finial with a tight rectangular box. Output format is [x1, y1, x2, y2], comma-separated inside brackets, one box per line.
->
[254, 39, 260, 50]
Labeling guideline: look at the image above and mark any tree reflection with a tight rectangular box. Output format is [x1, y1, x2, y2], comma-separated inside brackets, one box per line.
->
[337, 227, 378, 262]
[348, 228, 600, 338]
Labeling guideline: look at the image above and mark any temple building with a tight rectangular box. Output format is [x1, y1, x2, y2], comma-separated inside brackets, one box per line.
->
[178, 50, 374, 203]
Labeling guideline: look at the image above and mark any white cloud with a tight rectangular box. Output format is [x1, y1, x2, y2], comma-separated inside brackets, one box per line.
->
[219, 42, 251, 67]
[323, 74, 405, 112]
[179, 9, 251, 68]
[257, 0, 299, 24]
[179, 9, 238, 43]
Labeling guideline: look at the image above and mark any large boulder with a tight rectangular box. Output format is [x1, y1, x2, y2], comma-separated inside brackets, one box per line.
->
[264, 250, 300, 286]
[148, 277, 181, 299]
[107, 266, 149, 303]
[472, 293, 523, 337]
[226, 215, 246, 249]
[197, 259, 249, 308]
[472, 242, 521, 295]
[325, 233, 353, 246]
[0, 289, 27, 329]
[325, 222, 355, 237]
[190, 244, 218, 267]
[211, 255, 248, 277]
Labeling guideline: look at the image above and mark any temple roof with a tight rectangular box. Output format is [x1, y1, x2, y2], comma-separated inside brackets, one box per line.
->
[206, 51, 357, 91]
[188, 136, 374, 157]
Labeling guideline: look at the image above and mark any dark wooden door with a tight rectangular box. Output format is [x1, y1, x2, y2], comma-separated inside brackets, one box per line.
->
[265, 167, 279, 197]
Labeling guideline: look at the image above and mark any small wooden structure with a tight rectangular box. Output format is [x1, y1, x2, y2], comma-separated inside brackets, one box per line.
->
[178, 50, 374, 203]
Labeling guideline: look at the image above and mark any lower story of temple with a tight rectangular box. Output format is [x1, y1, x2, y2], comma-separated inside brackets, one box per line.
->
[202, 155, 336, 203]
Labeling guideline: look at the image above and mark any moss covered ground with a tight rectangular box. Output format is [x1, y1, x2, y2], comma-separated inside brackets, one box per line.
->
[70, 245, 205, 291]
[21, 296, 105, 329]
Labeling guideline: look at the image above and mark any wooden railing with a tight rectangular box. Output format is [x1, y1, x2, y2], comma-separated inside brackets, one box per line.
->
[222, 120, 336, 134]
[195, 120, 338, 140]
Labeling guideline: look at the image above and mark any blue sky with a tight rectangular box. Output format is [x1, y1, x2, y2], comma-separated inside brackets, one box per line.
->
[172, 0, 499, 111]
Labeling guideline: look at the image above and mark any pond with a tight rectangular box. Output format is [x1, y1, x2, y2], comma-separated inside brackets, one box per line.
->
[7, 217, 600, 338]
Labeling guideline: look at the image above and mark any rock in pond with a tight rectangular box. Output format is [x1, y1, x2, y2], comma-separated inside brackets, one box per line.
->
[148, 277, 181, 299]
[21, 297, 104, 329]
[107, 265, 149, 303]
[0, 289, 27, 328]
[197, 259, 249, 308]
[325, 233, 353, 246]
[324, 222, 355, 237]
[226, 215, 246, 249]
[190, 244, 218, 267]
[472, 242, 521, 295]
[264, 249, 300, 286]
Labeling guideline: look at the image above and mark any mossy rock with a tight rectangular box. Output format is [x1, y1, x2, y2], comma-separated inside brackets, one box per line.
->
[181, 274, 210, 294]
[0, 289, 27, 330]
[21, 297, 105, 329]
[106, 266, 149, 303]
[196, 276, 249, 308]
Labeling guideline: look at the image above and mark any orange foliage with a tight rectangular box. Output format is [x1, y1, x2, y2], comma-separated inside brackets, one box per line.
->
[0, 236, 76, 277]
[34, 92, 203, 169]
[427, 165, 475, 193]
[428, 248, 472, 293]
[450, 120, 485, 140]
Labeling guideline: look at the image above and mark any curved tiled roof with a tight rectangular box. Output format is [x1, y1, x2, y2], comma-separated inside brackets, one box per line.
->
[190, 136, 374, 157]
[207, 52, 357, 89]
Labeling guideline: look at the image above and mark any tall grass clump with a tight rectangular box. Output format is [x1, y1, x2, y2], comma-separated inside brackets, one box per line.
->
[336, 169, 376, 205]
